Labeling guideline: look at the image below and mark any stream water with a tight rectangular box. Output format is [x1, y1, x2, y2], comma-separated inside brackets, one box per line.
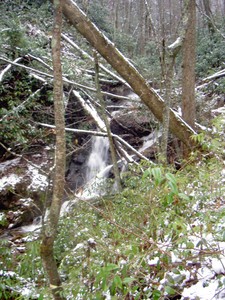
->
[85, 136, 109, 183]
[79, 135, 110, 199]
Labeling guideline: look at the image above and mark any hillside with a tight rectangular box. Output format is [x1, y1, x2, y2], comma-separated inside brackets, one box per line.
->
[0, 1, 225, 299]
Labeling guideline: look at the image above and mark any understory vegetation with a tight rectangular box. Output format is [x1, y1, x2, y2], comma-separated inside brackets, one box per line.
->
[1, 115, 225, 299]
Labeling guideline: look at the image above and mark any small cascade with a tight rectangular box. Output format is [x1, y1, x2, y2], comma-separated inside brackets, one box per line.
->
[79, 136, 110, 199]
[86, 136, 109, 182]
[139, 129, 162, 154]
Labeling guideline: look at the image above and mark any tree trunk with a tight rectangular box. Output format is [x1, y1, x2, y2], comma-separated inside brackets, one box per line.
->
[182, 0, 196, 130]
[59, 0, 198, 150]
[93, 51, 122, 191]
[124, 0, 132, 35]
[181, 0, 196, 157]
[41, 1, 66, 299]
[202, 0, 215, 34]
[160, 58, 175, 163]
[113, 0, 120, 41]
[137, 0, 146, 55]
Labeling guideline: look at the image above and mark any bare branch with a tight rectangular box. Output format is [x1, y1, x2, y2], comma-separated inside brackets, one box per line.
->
[0, 56, 54, 78]
[73, 90, 106, 131]
[0, 57, 24, 82]
[0, 56, 131, 100]
[27, 54, 53, 71]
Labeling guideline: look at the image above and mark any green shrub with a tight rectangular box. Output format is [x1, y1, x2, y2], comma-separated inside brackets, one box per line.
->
[196, 30, 225, 78]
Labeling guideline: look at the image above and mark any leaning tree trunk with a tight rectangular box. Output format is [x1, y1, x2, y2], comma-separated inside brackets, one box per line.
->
[41, 1, 66, 299]
[58, 0, 198, 151]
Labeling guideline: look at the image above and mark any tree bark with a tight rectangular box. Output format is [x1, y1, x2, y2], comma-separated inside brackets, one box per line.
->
[202, 0, 215, 34]
[181, 0, 196, 157]
[137, 0, 146, 55]
[182, 0, 196, 130]
[59, 0, 197, 150]
[41, 1, 66, 299]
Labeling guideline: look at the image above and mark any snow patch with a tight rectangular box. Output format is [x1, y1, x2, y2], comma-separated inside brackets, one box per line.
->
[182, 276, 225, 299]
[27, 165, 48, 191]
[211, 257, 225, 274]
[0, 173, 21, 192]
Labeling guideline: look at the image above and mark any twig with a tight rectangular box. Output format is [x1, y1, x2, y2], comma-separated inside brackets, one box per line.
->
[27, 54, 53, 72]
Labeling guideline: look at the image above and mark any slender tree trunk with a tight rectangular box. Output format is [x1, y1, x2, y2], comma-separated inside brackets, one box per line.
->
[41, 1, 66, 299]
[93, 51, 122, 192]
[113, 0, 119, 41]
[124, 0, 132, 35]
[160, 58, 175, 163]
[59, 0, 198, 151]
[138, 0, 145, 55]
[144, 0, 156, 38]
[202, 0, 215, 34]
[181, 0, 196, 157]
[182, 0, 196, 130]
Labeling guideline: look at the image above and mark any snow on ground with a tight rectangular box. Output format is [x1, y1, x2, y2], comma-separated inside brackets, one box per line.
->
[0, 157, 21, 172]
[181, 256, 225, 299]
[0, 173, 21, 192]
[27, 164, 48, 191]
[0, 159, 48, 192]
[182, 276, 225, 299]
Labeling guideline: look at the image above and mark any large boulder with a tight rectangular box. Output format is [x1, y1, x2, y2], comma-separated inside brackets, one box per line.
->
[0, 147, 52, 231]
[110, 108, 155, 148]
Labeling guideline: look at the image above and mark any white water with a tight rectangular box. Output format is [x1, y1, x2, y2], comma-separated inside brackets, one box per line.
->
[86, 136, 109, 182]
[77, 136, 110, 199]
[139, 129, 162, 153]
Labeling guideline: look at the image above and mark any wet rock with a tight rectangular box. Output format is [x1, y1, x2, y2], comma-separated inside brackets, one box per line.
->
[66, 145, 90, 191]
[0, 147, 52, 231]
[110, 109, 153, 148]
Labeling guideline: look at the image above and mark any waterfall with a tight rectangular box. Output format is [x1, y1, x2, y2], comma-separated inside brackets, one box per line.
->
[78, 136, 110, 199]
[86, 136, 109, 182]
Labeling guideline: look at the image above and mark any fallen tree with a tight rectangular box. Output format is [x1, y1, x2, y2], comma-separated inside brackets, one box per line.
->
[59, 0, 197, 150]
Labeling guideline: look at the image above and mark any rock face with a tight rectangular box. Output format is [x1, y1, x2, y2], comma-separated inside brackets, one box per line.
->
[66, 143, 90, 191]
[110, 109, 153, 147]
[0, 147, 52, 233]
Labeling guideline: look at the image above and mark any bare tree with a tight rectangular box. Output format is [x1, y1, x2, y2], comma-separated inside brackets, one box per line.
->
[113, 0, 120, 40]
[137, 0, 146, 55]
[41, 1, 66, 299]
